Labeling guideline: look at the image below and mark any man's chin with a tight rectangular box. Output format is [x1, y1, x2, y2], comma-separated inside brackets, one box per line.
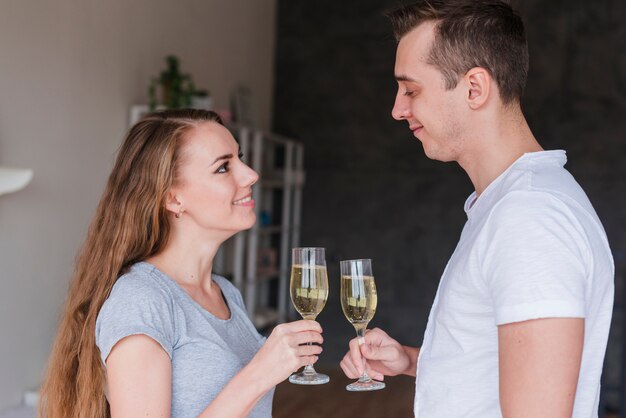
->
[422, 145, 455, 163]
[421, 143, 438, 160]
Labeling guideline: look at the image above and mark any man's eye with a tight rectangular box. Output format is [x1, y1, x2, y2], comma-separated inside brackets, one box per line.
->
[216, 162, 229, 173]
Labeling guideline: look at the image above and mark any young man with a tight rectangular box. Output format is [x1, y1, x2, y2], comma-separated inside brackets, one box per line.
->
[340, 1, 614, 417]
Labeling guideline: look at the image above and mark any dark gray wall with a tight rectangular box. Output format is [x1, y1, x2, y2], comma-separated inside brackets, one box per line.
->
[273, 0, 625, 407]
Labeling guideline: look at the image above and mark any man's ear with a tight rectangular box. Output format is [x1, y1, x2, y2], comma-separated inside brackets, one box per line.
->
[464, 67, 491, 110]
[164, 190, 183, 215]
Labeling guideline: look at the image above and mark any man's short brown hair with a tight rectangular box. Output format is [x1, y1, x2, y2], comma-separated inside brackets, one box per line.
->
[386, 0, 529, 104]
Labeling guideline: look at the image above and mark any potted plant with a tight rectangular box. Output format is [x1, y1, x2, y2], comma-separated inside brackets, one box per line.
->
[148, 55, 197, 111]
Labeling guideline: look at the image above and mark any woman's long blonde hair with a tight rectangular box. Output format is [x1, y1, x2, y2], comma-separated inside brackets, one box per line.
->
[39, 109, 222, 418]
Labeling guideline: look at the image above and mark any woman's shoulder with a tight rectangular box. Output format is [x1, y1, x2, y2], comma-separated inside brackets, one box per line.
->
[99, 262, 179, 322]
[109, 262, 173, 301]
[96, 262, 177, 362]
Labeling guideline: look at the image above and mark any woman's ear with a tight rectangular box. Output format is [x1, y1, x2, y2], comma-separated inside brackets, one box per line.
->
[164, 190, 183, 216]
[464, 67, 491, 110]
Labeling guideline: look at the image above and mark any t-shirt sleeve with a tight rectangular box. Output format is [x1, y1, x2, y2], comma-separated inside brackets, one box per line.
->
[480, 191, 590, 325]
[95, 274, 176, 364]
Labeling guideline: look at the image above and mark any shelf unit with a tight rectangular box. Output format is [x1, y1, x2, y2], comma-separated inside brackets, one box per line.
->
[214, 124, 304, 330]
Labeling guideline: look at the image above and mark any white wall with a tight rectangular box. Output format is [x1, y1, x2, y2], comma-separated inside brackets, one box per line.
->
[0, 0, 276, 410]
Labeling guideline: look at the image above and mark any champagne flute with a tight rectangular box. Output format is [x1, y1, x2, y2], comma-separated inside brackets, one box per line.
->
[340, 258, 385, 391]
[289, 247, 330, 385]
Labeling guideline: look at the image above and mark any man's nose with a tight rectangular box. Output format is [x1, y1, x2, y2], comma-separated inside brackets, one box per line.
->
[391, 94, 410, 120]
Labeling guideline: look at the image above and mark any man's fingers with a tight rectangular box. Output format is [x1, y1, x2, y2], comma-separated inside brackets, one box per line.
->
[340, 355, 360, 379]
[361, 327, 389, 345]
[342, 350, 385, 380]
[361, 341, 396, 362]
[365, 363, 385, 381]
[348, 338, 365, 375]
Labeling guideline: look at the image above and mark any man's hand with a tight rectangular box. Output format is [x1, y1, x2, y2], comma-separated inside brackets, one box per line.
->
[339, 327, 419, 381]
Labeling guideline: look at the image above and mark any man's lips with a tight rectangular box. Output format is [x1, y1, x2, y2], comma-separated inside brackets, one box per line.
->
[410, 125, 423, 136]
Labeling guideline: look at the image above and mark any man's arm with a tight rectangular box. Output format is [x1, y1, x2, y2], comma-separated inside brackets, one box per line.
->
[498, 317, 584, 418]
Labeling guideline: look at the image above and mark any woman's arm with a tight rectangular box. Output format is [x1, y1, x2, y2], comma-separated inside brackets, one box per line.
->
[106, 320, 323, 418]
[106, 334, 172, 418]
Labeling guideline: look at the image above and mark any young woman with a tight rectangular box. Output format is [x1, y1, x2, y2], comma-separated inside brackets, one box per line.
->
[40, 109, 323, 418]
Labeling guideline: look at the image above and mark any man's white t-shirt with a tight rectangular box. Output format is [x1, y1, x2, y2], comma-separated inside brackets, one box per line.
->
[414, 150, 614, 418]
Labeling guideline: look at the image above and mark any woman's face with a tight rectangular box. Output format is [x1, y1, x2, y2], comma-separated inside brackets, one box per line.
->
[169, 121, 259, 236]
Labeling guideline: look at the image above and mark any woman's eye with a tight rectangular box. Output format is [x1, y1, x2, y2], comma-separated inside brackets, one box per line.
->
[404, 90, 416, 97]
[216, 162, 230, 173]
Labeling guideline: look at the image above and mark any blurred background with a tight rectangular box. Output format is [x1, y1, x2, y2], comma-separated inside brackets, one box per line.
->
[0, 0, 624, 416]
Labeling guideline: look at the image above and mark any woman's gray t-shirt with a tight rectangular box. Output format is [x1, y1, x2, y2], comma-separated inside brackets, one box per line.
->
[95, 262, 274, 418]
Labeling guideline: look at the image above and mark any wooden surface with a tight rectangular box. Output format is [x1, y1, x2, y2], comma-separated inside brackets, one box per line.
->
[273, 366, 415, 418]
[273, 368, 622, 417]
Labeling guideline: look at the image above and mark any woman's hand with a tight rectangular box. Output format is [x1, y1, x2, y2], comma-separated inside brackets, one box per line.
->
[248, 319, 324, 389]
[197, 320, 323, 418]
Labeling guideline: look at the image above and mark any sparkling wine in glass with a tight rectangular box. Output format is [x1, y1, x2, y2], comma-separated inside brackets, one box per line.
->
[289, 247, 330, 385]
[340, 258, 385, 391]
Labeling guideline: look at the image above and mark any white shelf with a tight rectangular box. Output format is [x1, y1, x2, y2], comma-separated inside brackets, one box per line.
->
[223, 125, 304, 329]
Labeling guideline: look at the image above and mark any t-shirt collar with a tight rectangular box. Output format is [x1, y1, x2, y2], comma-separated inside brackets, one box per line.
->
[463, 149, 567, 216]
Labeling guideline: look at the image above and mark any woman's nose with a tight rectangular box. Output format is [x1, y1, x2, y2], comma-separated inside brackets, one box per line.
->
[239, 163, 259, 188]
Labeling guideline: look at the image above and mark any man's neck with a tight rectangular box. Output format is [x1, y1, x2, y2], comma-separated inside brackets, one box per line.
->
[458, 106, 542, 196]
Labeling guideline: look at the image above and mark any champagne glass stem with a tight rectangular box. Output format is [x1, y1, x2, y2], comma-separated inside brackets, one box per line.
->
[302, 341, 316, 375]
[356, 326, 374, 383]
[302, 364, 316, 375]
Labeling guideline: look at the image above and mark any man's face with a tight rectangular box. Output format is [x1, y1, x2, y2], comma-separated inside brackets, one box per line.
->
[391, 21, 468, 163]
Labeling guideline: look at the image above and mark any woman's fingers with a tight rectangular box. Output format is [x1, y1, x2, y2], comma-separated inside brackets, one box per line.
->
[266, 320, 328, 378]
[299, 355, 319, 367]
[296, 342, 323, 356]
[290, 330, 324, 346]
[277, 319, 322, 334]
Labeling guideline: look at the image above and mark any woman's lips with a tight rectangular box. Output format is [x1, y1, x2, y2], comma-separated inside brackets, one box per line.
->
[233, 195, 255, 207]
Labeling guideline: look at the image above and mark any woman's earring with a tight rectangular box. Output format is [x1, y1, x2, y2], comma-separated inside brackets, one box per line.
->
[175, 211, 182, 219]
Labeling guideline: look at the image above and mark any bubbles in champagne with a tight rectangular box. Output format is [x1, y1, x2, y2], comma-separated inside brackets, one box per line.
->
[290, 264, 329, 319]
[340, 275, 377, 326]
